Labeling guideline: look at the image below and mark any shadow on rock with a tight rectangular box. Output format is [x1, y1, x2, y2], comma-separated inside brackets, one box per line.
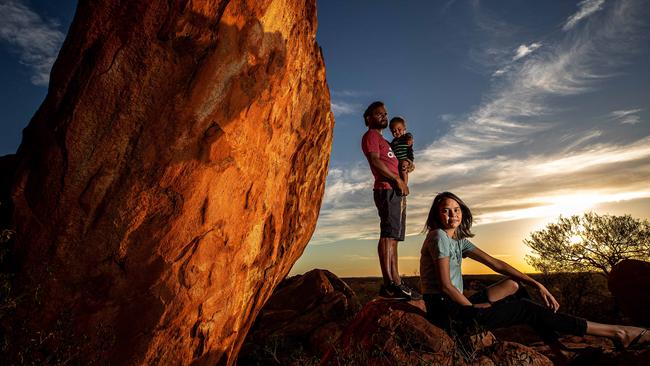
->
[239, 269, 360, 365]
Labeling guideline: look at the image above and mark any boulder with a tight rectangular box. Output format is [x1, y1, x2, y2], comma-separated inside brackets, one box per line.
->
[321, 299, 463, 365]
[239, 269, 360, 364]
[609, 259, 650, 326]
[5, 1, 332, 365]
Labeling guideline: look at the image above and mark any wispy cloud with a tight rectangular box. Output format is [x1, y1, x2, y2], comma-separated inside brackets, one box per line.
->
[563, 0, 607, 31]
[330, 90, 368, 118]
[559, 129, 603, 152]
[610, 108, 642, 125]
[493, 42, 543, 76]
[331, 101, 362, 118]
[0, 0, 65, 86]
[513, 42, 542, 61]
[492, 67, 509, 77]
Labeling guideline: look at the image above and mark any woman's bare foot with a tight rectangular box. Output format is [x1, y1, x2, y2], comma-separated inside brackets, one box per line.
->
[615, 327, 650, 350]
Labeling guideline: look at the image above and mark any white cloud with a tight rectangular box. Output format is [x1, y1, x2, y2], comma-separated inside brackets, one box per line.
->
[512, 42, 542, 61]
[610, 108, 642, 125]
[331, 101, 361, 118]
[0, 0, 65, 86]
[492, 67, 509, 77]
[322, 167, 371, 205]
[563, 0, 607, 31]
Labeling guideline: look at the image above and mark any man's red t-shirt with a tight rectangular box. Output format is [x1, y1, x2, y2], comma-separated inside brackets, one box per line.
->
[361, 130, 399, 190]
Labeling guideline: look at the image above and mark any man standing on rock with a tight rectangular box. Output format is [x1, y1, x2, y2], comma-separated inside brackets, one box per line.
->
[361, 101, 421, 301]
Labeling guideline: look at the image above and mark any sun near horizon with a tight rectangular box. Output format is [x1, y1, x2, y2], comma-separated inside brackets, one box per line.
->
[291, 194, 650, 278]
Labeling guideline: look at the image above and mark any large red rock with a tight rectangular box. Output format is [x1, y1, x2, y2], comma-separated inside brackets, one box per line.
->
[6, 1, 332, 365]
[609, 259, 650, 326]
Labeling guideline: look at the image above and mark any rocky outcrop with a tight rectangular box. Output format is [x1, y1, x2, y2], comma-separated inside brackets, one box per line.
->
[239, 269, 360, 364]
[609, 259, 650, 326]
[321, 299, 552, 366]
[6, 1, 332, 365]
[321, 299, 459, 365]
[240, 269, 650, 365]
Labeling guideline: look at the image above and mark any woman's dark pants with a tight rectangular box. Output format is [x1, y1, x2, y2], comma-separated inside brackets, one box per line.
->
[423, 289, 587, 343]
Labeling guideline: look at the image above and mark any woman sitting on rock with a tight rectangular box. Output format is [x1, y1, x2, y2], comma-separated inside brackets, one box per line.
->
[419, 191, 649, 356]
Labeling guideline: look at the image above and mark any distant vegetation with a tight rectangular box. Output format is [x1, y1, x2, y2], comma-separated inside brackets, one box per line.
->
[525, 213, 650, 277]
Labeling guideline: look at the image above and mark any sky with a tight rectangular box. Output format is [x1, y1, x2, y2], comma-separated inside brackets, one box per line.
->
[1, 0, 649, 277]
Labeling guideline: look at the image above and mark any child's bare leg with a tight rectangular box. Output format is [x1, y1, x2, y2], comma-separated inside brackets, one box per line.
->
[399, 160, 409, 185]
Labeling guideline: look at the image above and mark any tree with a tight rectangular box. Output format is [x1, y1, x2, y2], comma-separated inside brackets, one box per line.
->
[525, 213, 650, 277]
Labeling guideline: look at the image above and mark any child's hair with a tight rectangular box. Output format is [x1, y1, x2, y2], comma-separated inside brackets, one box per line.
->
[363, 101, 385, 126]
[389, 116, 406, 128]
[424, 192, 475, 239]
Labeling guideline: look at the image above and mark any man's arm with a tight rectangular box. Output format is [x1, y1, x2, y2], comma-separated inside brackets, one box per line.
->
[367, 151, 409, 195]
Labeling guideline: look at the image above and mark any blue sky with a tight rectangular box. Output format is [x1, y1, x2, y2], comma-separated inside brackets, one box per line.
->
[1, 0, 649, 277]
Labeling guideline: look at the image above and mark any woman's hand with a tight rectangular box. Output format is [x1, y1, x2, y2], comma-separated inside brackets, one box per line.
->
[537, 283, 560, 312]
[472, 302, 492, 309]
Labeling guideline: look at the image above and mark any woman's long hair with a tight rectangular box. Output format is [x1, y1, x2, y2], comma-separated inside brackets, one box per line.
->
[424, 192, 474, 239]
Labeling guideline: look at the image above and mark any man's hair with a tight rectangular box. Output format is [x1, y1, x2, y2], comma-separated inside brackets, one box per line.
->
[424, 191, 475, 239]
[363, 101, 384, 126]
[389, 116, 406, 128]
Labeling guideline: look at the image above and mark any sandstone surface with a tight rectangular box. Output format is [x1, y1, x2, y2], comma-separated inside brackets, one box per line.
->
[609, 259, 650, 326]
[6, 1, 332, 365]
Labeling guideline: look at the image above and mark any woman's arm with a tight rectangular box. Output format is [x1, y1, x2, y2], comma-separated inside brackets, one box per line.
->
[436, 257, 473, 306]
[466, 247, 560, 311]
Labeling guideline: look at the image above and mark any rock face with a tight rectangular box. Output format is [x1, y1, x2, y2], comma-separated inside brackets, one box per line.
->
[239, 269, 360, 364]
[6, 1, 332, 365]
[609, 259, 650, 326]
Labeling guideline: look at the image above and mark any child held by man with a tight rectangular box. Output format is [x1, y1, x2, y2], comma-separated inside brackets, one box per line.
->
[389, 117, 415, 184]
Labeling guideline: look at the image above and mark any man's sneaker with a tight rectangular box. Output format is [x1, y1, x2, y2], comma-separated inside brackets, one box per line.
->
[397, 282, 422, 301]
[378, 284, 408, 300]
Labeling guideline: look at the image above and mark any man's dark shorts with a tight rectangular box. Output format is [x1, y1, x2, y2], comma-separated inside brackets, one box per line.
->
[373, 189, 406, 241]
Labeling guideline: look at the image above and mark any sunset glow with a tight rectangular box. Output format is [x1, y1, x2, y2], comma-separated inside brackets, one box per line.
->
[290, 0, 650, 277]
